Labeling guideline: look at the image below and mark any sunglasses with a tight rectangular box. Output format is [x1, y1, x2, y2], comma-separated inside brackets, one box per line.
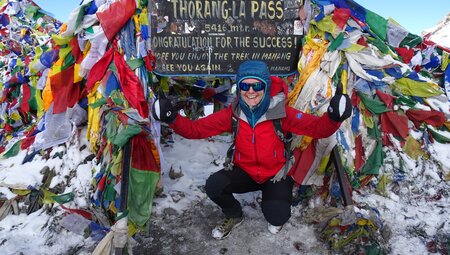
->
[239, 82, 265, 92]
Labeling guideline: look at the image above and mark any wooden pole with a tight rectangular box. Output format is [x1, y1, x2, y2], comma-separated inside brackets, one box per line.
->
[115, 140, 132, 255]
[331, 145, 352, 206]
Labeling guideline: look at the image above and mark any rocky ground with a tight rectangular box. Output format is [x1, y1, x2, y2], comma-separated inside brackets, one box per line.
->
[133, 197, 327, 255]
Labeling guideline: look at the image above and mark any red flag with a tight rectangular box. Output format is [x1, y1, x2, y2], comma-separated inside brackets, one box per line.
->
[289, 142, 316, 185]
[113, 50, 149, 118]
[50, 65, 80, 114]
[20, 84, 31, 113]
[131, 134, 159, 172]
[376, 90, 396, 109]
[20, 136, 35, 150]
[70, 37, 83, 64]
[354, 135, 365, 171]
[406, 109, 446, 128]
[96, 0, 136, 40]
[85, 47, 114, 93]
[85, 44, 148, 118]
[333, 8, 351, 29]
[381, 111, 409, 139]
[357, 37, 369, 47]
[61, 205, 93, 220]
[395, 47, 414, 64]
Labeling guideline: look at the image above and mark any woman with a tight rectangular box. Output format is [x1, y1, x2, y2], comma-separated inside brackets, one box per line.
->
[152, 60, 351, 239]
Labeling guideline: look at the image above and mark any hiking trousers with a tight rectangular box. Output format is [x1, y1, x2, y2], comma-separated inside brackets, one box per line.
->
[205, 166, 294, 226]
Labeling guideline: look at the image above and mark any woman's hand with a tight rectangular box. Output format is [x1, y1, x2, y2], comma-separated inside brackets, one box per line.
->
[152, 94, 177, 124]
[327, 88, 352, 122]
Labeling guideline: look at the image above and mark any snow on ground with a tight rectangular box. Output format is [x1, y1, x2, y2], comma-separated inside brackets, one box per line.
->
[135, 133, 449, 254]
[424, 13, 450, 49]
[0, 127, 449, 254]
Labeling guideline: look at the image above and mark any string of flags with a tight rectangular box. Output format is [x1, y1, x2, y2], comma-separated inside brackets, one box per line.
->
[0, 0, 449, 254]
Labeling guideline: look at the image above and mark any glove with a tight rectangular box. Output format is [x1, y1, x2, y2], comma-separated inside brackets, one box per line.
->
[327, 90, 352, 122]
[152, 97, 177, 124]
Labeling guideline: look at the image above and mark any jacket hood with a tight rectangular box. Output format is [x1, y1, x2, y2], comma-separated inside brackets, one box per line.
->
[232, 75, 289, 123]
[236, 60, 271, 127]
[269, 76, 288, 98]
[236, 60, 272, 88]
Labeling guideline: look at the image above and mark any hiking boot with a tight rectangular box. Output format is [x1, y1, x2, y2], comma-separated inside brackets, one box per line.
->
[268, 223, 283, 234]
[211, 215, 244, 240]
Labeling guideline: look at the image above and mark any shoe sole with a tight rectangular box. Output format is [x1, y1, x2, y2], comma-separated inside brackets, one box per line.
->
[268, 227, 282, 234]
[268, 223, 283, 234]
[213, 216, 244, 240]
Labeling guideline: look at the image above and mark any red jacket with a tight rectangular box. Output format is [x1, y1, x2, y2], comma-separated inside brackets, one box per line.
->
[170, 77, 341, 183]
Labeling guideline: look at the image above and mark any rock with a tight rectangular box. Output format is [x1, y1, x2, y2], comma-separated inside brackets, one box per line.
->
[83, 154, 96, 164]
[169, 165, 184, 180]
[163, 207, 179, 217]
[168, 190, 185, 203]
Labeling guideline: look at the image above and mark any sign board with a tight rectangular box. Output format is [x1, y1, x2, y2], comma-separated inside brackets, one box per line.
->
[151, 0, 302, 76]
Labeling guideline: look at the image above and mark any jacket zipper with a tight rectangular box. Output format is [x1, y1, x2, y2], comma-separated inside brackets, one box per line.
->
[252, 113, 261, 183]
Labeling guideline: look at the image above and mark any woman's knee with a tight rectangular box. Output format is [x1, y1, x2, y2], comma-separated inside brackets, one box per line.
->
[261, 200, 291, 226]
[205, 171, 229, 199]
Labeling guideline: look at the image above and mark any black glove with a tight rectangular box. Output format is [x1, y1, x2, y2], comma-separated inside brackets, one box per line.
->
[152, 96, 177, 124]
[327, 89, 352, 122]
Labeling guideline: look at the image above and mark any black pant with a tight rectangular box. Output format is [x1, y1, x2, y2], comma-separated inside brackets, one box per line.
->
[204, 166, 294, 226]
